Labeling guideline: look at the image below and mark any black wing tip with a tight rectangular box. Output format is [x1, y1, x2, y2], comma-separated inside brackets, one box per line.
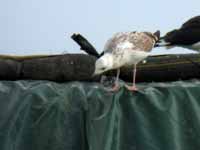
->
[71, 33, 77, 39]
[155, 37, 172, 47]
[71, 33, 85, 41]
[153, 30, 161, 41]
[70, 33, 100, 58]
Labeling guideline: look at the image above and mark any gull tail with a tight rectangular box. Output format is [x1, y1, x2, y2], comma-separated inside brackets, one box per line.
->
[155, 37, 171, 47]
[71, 33, 101, 58]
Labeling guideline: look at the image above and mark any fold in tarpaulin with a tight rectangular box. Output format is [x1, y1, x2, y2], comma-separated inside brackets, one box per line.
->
[0, 80, 200, 150]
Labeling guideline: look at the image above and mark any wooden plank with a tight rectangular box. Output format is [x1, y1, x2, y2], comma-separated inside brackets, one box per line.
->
[0, 53, 199, 82]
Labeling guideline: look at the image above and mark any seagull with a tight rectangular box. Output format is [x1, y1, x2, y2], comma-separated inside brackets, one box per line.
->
[156, 16, 200, 51]
[93, 31, 160, 91]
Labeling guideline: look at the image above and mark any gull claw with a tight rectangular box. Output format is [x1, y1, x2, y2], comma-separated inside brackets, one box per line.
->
[108, 84, 120, 92]
[125, 85, 138, 92]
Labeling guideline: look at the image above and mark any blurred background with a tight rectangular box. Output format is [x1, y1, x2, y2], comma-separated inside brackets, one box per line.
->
[0, 0, 199, 55]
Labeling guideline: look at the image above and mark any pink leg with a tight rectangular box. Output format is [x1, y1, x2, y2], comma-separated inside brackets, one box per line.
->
[125, 64, 138, 91]
[109, 69, 120, 92]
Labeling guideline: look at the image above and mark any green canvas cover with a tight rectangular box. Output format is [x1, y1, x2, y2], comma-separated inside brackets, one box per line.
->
[0, 80, 200, 150]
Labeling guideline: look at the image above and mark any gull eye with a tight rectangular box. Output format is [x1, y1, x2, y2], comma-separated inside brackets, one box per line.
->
[101, 67, 106, 70]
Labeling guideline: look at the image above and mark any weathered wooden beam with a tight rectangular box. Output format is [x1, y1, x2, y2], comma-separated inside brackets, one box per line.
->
[0, 53, 199, 82]
[119, 54, 200, 82]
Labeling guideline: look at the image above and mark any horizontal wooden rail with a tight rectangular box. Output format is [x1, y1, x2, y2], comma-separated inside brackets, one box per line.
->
[0, 53, 199, 82]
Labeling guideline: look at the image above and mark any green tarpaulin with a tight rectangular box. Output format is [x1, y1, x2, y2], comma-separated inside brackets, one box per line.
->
[0, 80, 200, 150]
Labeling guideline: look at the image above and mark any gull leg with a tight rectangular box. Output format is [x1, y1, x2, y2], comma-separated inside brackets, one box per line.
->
[109, 69, 120, 92]
[125, 64, 138, 91]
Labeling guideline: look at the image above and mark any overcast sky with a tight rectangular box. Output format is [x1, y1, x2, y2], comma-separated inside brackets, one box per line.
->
[0, 0, 199, 55]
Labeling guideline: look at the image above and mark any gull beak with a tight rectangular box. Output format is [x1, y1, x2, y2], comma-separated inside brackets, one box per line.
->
[92, 73, 96, 77]
[92, 70, 97, 77]
[92, 69, 102, 77]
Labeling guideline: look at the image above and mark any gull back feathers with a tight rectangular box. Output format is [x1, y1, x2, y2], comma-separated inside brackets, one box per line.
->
[102, 31, 158, 67]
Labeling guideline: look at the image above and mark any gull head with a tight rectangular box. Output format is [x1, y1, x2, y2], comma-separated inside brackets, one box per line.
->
[93, 53, 114, 76]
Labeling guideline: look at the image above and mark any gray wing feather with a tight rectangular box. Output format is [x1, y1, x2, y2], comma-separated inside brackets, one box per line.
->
[103, 32, 137, 53]
[103, 31, 154, 54]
